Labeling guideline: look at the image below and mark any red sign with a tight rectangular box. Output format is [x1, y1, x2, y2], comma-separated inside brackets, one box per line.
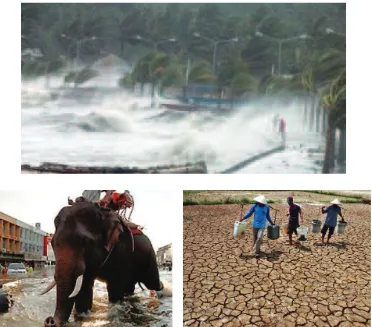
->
[43, 234, 53, 256]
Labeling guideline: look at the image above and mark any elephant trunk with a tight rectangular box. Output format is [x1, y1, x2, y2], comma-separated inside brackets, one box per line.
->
[46, 247, 85, 327]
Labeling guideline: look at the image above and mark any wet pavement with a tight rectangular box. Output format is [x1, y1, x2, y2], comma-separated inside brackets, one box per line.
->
[183, 201, 371, 327]
[0, 266, 172, 327]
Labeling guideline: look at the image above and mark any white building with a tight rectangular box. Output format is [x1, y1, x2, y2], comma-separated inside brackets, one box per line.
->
[156, 244, 172, 265]
[16, 220, 47, 260]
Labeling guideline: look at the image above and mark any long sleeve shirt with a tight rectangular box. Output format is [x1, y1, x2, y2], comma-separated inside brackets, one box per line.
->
[243, 204, 274, 229]
[82, 190, 101, 202]
[323, 205, 342, 227]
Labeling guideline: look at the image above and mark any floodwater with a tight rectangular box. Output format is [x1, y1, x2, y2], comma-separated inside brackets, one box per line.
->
[21, 73, 325, 173]
[0, 266, 172, 327]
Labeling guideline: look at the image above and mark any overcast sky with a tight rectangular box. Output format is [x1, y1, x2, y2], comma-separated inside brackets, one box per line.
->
[0, 190, 177, 251]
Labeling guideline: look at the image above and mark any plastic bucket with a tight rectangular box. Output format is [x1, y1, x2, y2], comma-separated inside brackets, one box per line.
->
[267, 224, 280, 240]
[297, 226, 308, 236]
[233, 221, 247, 238]
[282, 224, 288, 235]
[336, 221, 347, 234]
[311, 220, 322, 234]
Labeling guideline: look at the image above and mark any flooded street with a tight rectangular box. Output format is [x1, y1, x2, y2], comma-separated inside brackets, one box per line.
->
[0, 267, 172, 327]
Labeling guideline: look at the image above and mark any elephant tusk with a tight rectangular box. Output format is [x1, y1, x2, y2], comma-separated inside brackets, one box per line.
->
[40, 279, 57, 295]
[68, 275, 84, 298]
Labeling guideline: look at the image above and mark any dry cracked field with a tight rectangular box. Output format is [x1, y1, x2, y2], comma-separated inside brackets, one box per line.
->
[183, 192, 371, 327]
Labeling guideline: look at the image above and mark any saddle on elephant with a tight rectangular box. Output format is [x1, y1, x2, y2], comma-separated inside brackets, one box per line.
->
[100, 191, 142, 233]
[68, 190, 142, 236]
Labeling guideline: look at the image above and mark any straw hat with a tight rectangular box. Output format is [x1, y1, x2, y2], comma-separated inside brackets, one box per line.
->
[330, 199, 341, 205]
[254, 195, 267, 205]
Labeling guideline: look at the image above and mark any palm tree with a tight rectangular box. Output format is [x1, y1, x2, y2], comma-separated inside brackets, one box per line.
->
[187, 60, 216, 84]
[301, 48, 345, 133]
[129, 51, 168, 95]
[320, 69, 345, 173]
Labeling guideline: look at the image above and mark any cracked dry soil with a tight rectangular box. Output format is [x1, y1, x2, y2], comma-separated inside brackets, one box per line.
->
[183, 203, 371, 327]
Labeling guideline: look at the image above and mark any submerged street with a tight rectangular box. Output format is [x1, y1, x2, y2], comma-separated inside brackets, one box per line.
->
[1, 266, 172, 327]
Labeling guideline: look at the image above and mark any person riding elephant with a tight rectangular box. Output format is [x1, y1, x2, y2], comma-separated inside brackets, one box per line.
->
[67, 190, 102, 205]
[68, 190, 142, 231]
[42, 201, 170, 327]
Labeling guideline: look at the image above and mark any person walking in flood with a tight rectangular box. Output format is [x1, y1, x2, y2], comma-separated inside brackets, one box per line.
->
[286, 196, 304, 245]
[279, 117, 286, 144]
[321, 199, 345, 244]
[239, 195, 274, 258]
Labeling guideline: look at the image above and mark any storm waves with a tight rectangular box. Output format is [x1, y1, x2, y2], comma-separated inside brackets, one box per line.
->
[21, 77, 323, 173]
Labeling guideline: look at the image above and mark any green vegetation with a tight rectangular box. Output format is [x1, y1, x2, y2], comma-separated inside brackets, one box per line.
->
[183, 198, 364, 206]
[183, 190, 210, 195]
[22, 4, 345, 93]
[183, 191, 370, 206]
[301, 191, 369, 201]
[183, 198, 279, 206]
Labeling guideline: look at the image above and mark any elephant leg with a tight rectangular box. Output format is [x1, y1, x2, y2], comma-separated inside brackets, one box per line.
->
[74, 277, 95, 314]
[134, 235, 162, 291]
[141, 255, 162, 292]
[107, 280, 128, 302]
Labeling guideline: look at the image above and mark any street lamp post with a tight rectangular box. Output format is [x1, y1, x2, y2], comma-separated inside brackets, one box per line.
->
[134, 35, 176, 51]
[61, 34, 98, 69]
[193, 32, 239, 74]
[256, 31, 311, 76]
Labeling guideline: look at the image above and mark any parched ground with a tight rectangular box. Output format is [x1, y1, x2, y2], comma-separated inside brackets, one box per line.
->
[183, 192, 371, 327]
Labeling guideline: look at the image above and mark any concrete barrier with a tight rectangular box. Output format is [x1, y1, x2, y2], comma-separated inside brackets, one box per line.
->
[21, 161, 208, 174]
[219, 145, 286, 174]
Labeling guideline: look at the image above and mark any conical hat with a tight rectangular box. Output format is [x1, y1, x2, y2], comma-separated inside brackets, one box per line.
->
[254, 195, 267, 205]
[330, 199, 341, 205]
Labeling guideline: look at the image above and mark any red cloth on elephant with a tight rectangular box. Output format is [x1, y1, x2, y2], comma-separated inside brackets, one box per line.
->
[130, 227, 143, 236]
[108, 192, 133, 211]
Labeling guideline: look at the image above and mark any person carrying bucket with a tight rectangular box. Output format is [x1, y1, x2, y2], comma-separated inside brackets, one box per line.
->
[239, 195, 274, 258]
[321, 199, 345, 244]
[286, 196, 304, 245]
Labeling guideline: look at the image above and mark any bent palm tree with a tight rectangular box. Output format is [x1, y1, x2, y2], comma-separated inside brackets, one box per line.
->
[320, 69, 345, 173]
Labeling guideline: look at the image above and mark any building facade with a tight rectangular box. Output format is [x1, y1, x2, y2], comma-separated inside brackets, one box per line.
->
[156, 244, 172, 265]
[0, 210, 50, 264]
[0, 211, 21, 254]
[16, 220, 46, 260]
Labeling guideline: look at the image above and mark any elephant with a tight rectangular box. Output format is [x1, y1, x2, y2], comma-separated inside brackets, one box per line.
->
[42, 202, 169, 327]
